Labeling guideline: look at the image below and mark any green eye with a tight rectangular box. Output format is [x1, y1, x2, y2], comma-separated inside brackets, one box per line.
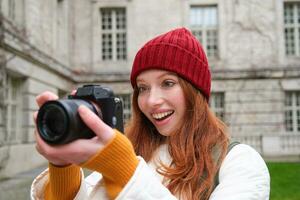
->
[137, 86, 148, 94]
[162, 80, 175, 88]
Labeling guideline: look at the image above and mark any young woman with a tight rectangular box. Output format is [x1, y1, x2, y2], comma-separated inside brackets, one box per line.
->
[31, 28, 270, 200]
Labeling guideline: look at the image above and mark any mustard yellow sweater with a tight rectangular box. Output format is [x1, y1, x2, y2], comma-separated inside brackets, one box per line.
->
[45, 130, 139, 200]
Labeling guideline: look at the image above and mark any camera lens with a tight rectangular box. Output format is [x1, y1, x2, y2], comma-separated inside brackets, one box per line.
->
[41, 104, 67, 140]
[37, 99, 99, 144]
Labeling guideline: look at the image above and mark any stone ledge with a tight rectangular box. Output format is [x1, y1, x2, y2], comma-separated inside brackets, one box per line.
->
[212, 67, 300, 80]
[264, 155, 300, 162]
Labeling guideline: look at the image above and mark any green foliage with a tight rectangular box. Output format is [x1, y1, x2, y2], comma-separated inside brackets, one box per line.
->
[267, 162, 300, 200]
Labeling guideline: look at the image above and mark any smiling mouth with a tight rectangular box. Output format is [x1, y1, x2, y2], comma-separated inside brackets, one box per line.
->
[152, 111, 174, 121]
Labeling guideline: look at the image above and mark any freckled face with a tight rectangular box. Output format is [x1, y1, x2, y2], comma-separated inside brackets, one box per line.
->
[136, 69, 187, 136]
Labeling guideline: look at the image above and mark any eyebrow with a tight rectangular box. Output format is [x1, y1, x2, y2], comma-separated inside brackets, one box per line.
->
[136, 71, 177, 83]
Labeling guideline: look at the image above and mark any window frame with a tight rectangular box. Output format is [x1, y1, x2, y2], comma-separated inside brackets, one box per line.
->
[283, 2, 300, 56]
[284, 91, 300, 133]
[100, 7, 127, 61]
[189, 5, 219, 59]
[4, 75, 24, 144]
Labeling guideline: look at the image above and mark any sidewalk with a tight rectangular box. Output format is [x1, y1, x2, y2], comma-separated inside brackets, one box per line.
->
[0, 165, 47, 200]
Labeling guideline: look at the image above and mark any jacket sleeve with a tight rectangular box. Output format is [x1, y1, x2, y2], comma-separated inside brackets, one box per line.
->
[209, 144, 270, 200]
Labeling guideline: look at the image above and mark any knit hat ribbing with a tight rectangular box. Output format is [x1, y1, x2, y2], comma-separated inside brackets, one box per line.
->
[130, 27, 211, 100]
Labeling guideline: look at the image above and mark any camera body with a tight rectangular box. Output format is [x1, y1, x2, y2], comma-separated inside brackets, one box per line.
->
[37, 85, 124, 145]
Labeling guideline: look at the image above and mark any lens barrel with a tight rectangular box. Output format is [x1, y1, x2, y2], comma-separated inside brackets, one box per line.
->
[37, 99, 99, 144]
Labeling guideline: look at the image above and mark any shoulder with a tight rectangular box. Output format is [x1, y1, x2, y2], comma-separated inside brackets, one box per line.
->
[225, 143, 264, 160]
[222, 144, 268, 171]
[210, 144, 270, 200]
[220, 144, 270, 179]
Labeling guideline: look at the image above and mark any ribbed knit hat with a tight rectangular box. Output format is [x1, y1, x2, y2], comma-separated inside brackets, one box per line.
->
[130, 27, 211, 100]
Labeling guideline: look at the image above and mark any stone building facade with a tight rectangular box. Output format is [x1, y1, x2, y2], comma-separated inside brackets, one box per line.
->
[0, 0, 299, 178]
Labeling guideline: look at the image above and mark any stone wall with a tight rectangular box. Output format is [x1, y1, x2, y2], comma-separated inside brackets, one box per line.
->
[0, 0, 75, 178]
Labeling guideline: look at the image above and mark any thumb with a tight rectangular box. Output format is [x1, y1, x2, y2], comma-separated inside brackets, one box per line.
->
[78, 105, 115, 144]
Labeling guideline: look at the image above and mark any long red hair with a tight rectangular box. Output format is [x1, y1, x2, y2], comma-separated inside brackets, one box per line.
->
[125, 77, 229, 200]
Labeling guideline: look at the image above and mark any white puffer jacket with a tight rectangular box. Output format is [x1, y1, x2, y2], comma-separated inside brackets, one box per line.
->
[31, 144, 270, 200]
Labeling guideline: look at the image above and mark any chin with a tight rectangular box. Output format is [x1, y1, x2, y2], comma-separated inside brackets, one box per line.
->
[157, 129, 174, 137]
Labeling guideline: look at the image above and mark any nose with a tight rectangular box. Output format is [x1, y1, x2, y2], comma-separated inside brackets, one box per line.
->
[147, 88, 164, 107]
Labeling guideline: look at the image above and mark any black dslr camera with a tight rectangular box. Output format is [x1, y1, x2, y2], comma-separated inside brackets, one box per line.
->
[37, 85, 124, 145]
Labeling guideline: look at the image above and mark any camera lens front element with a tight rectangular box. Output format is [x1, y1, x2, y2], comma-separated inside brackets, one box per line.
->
[42, 104, 68, 140]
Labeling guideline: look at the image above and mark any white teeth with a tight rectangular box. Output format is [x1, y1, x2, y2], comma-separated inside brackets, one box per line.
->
[152, 111, 173, 120]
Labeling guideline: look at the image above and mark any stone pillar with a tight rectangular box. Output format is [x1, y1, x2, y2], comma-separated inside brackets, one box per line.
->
[0, 13, 8, 144]
[0, 15, 10, 178]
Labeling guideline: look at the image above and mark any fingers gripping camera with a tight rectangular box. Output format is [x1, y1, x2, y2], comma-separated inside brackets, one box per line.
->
[37, 85, 124, 145]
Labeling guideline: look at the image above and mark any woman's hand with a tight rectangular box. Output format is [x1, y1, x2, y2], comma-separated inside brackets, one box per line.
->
[34, 91, 115, 167]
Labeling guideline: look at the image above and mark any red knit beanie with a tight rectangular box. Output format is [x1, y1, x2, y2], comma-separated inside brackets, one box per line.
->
[130, 27, 211, 100]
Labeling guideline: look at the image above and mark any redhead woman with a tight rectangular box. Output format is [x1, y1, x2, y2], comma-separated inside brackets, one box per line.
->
[31, 28, 270, 200]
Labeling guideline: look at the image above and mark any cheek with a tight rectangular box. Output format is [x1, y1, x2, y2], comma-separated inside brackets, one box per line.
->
[137, 96, 146, 113]
[176, 91, 187, 115]
[180, 95, 187, 108]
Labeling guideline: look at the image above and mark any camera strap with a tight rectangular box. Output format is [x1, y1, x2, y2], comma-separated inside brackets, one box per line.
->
[213, 141, 241, 189]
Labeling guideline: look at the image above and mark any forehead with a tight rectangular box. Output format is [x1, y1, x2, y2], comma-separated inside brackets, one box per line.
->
[136, 69, 177, 82]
